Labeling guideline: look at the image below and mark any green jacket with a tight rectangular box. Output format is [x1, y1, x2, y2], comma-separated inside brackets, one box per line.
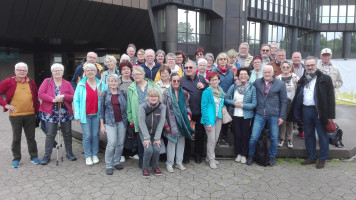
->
[127, 78, 161, 132]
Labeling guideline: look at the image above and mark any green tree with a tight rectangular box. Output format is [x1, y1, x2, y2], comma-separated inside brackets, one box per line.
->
[178, 22, 196, 43]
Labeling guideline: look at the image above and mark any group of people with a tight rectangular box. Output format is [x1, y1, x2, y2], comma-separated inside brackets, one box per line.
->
[0, 43, 342, 178]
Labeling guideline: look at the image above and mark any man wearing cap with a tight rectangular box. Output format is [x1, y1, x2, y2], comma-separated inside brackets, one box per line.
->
[317, 48, 343, 89]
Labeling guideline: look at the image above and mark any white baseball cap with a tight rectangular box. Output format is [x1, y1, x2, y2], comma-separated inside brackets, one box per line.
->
[321, 48, 332, 55]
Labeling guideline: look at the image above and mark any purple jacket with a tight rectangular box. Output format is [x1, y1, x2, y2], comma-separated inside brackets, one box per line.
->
[39, 78, 74, 115]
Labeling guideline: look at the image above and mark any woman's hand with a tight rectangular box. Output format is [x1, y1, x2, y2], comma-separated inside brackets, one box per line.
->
[98, 91, 103, 97]
[143, 139, 151, 148]
[100, 124, 106, 134]
[153, 140, 161, 148]
[76, 119, 81, 123]
[206, 125, 212, 132]
[222, 107, 227, 114]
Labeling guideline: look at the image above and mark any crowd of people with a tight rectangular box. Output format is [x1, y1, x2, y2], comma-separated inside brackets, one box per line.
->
[0, 43, 343, 178]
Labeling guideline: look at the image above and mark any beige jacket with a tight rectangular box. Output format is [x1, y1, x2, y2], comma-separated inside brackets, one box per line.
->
[317, 62, 343, 89]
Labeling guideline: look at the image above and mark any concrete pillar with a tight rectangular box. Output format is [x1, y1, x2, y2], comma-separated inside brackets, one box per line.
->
[165, 5, 178, 53]
[313, 32, 320, 57]
[291, 27, 298, 57]
[342, 32, 351, 58]
[261, 22, 269, 45]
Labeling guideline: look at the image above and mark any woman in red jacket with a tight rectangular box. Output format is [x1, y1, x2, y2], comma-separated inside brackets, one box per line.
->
[38, 63, 76, 165]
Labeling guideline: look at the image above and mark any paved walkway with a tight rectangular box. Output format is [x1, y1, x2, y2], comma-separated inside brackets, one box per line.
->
[1, 111, 356, 199]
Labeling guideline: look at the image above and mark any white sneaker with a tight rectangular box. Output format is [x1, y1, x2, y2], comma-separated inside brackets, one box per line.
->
[214, 160, 219, 165]
[235, 155, 242, 162]
[86, 157, 93, 165]
[166, 165, 174, 173]
[120, 156, 126, 163]
[130, 154, 139, 160]
[278, 140, 284, 147]
[209, 160, 217, 169]
[175, 164, 186, 171]
[240, 156, 247, 164]
[92, 156, 99, 164]
[287, 140, 294, 148]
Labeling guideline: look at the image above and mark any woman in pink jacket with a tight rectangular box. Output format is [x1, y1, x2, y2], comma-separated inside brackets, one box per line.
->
[38, 63, 76, 165]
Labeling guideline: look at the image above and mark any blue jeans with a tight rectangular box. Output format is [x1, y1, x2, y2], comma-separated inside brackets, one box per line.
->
[303, 106, 329, 160]
[140, 137, 160, 170]
[105, 122, 126, 169]
[248, 114, 279, 158]
[81, 115, 100, 158]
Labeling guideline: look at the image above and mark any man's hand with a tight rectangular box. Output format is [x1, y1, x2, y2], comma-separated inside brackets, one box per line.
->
[5, 104, 16, 112]
[278, 118, 284, 126]
[196, 82, 205, 89]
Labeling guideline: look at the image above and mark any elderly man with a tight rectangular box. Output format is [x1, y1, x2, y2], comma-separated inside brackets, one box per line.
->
[71, 52, 104, 90]
[317, 48, 343, 89]
[127, 43, 137, 65]
[291, 57, 335, 169]
[140, 49, 161, 81]
[268, 49, 289, 76]
[237, 42, 253, 68]
[180, 60, 208, 164]
[260, 44, 272, 68]
[247, 65, 287, 166]
[270, 43, 278, 60]
[0, 62, 41, 168]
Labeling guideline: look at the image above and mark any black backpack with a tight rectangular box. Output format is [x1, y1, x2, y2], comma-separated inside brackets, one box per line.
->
[328, 123, 344, 148]
[255, 129, 269, 167]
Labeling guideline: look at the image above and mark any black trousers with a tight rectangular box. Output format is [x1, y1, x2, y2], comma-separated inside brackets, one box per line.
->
[44, 121, 73, 156]
[232, 116, 251, 157]
[184, 114, 205, 160]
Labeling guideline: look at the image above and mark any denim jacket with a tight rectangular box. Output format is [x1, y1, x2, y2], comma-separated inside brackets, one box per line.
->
[99, 88, 127, 127]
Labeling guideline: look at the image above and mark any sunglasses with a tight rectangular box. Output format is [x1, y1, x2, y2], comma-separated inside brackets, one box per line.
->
[261, 49, 270, 52]
[185, 66, 193, 70]
[172, 80, 180, 83]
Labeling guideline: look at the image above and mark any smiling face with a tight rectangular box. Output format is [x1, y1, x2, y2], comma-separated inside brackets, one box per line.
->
[217, 57, 227, 67]
[320, 53, 332, 65]
[276, 51, 286, 63]
[176, 54, 183, 65]
[260, 46, 271, 59]
[137, 51, 145, 61]
[292, 52, 302, 66]
[263, 66, 273, 82]
[87, 52, 98, 64]
[156, 54, 165, 64]
[206, 56, 214, 67]
[238, 70, 249, 83]
[184, 62, 196, 78]
[238, 44, 249, 57]
[160, 69, 170, 82]
[148, 95, 159, 106]
[132, 69, 144, 82]
[281, 62, 292, 74]
[171, 75, 180, 90]
[105, 59, 115, 69]
[210, 75, 220, 88]
[126, 47, 135, 59]
[198, 62, 207, 74]
[15, 65, 28, 79]
[108, 77, 119, 89]
[252, 59, 262, 71]
[145, 51, 155, 65]
[195, 52, 204, 60]
[166, 56, 175, 68]
[51, 67, 63, 79]
[121, 66, 131, 77]
[305, 59, 317, 74]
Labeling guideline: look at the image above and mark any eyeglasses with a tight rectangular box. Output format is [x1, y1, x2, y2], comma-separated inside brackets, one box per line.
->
[261, 49, 270, 52]
[282, 66, 291, 69]
[86, 69, 96, 72]
[133, 73, 143, 76]
[210, 79, 219, 82]
[196, 53, 203, 56]
[305, 64, 316, 67]
[16, 69, 28, 72]
[53, 70, 63, 73]
[219, 58, 227, 61]
[185, 66, 193, 70]
[87, 56, 97, 59]
[172, 80, 180, 83]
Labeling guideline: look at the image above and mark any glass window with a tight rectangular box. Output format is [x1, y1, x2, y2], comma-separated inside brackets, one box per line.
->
[268, 24, 290, 52]
[320, 32, 343, 58]
[158, 9, 165, 33]
[351, 32, 356, 58]
[347, 5, 355, 23]
[247, 21, 261, 56]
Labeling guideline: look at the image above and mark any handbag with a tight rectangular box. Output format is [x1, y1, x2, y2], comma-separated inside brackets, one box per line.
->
[222, 111, 232, 124]
[325, 119, 336, 133]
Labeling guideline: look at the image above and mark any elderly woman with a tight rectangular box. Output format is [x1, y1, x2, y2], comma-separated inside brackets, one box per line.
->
[212, 52, 235, 145]
[205, 53, 217, 72]
[136, 49, 145, 65]
[201, 72, 227, 169]
[138, 86, 166, 178]
[249, 56, 263, 83]
[127, 66, 161, 168]
[154, 53, 183, 82]
[277, 61, 299, 149]
[227, 49, 239, 75]
[175, 51, 186, 71]
[156, 65, 171, 92]
[73, 63, 107, 165]
[100, 74, 127, 175]
[155, 50, 166, 66]
[101, 55, 119, 85]
[117, 61, 133, 94]
[120, 54, 130, 63]
[163, 73, 194, 173]
[225, 68, 257, 164]
[38, 63, 76, 165]
[196, 58, 210, 82]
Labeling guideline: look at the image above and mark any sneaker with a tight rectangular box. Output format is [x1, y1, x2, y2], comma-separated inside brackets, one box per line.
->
[278, 140, 284, 147]
[246, 156, 254, 165]
[214, 160, 219, 165]
[268, 157, 275, 166]
[166, 165, 174, 173]
[120, 156, 125, 163]
[235, 155, 242, 162]
[12, 160, 20, 168]
[175, 164, 186, 171]
[41, 154, 51, 165]
[299, 132, 305, 139]
[143, 169, 150, 178]
[130, 154, 139, 160]
[106, 168, 113, 175]
[301, 158, 316, 165]
[152, 167, 162, 176]
[209, 160, 217, 169]
[92, 156, 99, 164]
[31, 157, 40, 165]
[240, 156, 247, 164]
[66, 153, 77, 161]
[287, 140, 293, 148]
[86, 157, 93, 166]
[114, 164, 123, 170]
[316, 160, 325, 169]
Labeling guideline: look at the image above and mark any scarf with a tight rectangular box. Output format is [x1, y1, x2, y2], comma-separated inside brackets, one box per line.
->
[305, 72, 317, 88]
[168, 87, 195, 142]
[210, 86, 225, 98]
[218, 65, 228, 74]
[236, 82, 249, 95]
[170, 65, 180, 74]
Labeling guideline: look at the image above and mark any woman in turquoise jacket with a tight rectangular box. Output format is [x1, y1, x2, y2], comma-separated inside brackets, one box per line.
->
[201, 71, 227, 169]
[73, 64, 107, 166]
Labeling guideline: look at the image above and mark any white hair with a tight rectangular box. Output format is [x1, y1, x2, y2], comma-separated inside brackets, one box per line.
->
[107, 74, 120, 82]
[263, 65, 274, 73]
[146, 86, 162, 103]
[145, 49, 155, 56]
[198, 58, 207, 65]
[51, 63, 64, 72]
[14, 62, 28, 70]
[104, 55, 117, 64]
[166, 53, 176, 61]
[84, 63, 97, 73]
[185, 60, 197, 69]
[120, 54, 130, 62]
[132, 65, 145, 77]
[239, 42, 249, 49]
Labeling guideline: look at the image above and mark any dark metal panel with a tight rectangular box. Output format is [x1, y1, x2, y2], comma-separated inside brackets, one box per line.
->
[6, 0, 29, 38]
[21, 0, 43, 40]
[93, 5, 123, 42]
[0, 0, 14, 36]
[45, 0, 70, 38]
[66, 0, 93, 40]
[77, 1, 103, 40]
[32, 0, 56, 37]
[85, 2, 112, 40]
[57, 0, 82, 39]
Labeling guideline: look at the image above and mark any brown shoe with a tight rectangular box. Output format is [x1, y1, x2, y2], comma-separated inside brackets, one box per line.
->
[301, 158, 316, 165]
[316, 160, 325, 169]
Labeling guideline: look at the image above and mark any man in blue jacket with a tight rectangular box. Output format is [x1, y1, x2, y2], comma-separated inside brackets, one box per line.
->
[247, 65, 287, 166]
[140, 49, 161, 81]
